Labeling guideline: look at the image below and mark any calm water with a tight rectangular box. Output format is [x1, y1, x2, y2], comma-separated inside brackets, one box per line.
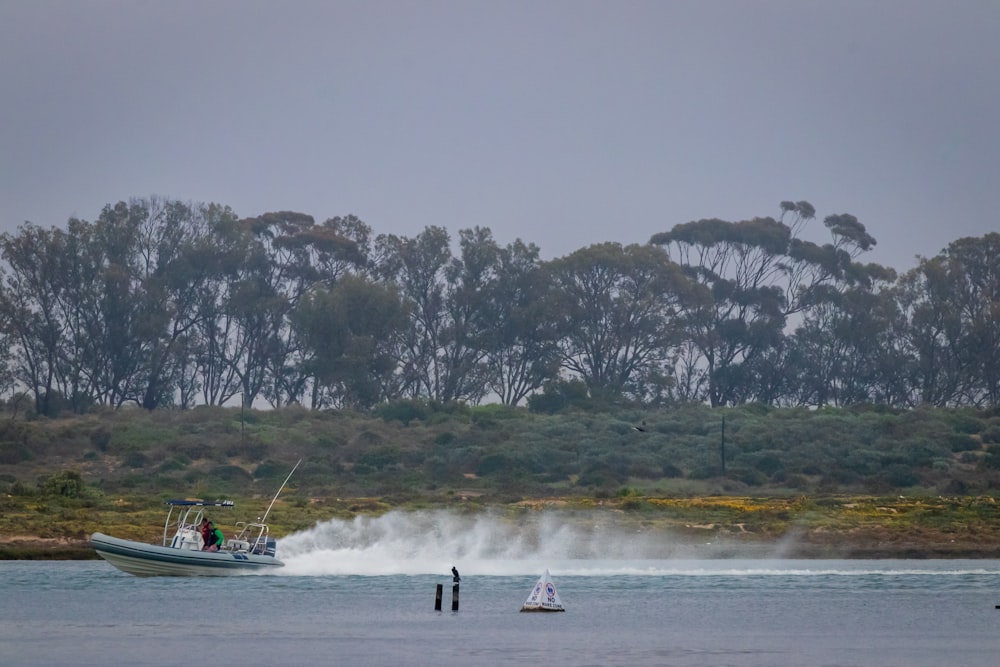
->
[2, 559, 999, 666]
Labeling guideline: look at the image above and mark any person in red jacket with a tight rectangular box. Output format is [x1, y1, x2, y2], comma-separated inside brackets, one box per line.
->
[200, 518, 211, 549]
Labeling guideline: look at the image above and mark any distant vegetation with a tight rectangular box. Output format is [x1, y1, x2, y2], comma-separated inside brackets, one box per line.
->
[6, 196, 999, 557]
[2, 402, 998, 501]
[4, 402, 1000, 558]
[2, 197, 999, 417]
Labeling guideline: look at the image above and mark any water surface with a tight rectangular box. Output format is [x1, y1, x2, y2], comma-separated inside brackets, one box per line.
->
[2, 559, 998, 667]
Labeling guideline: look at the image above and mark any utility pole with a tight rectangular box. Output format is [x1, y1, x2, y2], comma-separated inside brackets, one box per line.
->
[720, 415, 726, 474]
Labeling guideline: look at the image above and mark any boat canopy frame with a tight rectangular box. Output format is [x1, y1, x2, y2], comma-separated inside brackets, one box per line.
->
[161, 499, 275, 556]
[162, 499, 234, 548]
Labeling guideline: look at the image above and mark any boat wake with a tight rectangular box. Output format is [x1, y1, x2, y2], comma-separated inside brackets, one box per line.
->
[277, 508, 705, 576]
[274, 509, 1000, 578]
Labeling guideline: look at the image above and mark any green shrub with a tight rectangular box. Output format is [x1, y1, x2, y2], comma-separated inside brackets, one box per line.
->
[434, 431, 456, 446]
[0, 442, 31, 465]
[527, 379, 591, 414]
[208, 465, 254, 486]
[123, 451, 147, 468]
[982, 445, 1000, 469]
[158, 456, 190, 473]
[374, 399, 431, 425]
[728, 467, 767, 486]
[476, 453, 512, 477]
[980, 426, 1000, 444]
[90, 427, 112, 451]
[40, 471, 86, 498]
[882, 464, 919, 487]
[253, 460, 292, 480]
[948, 412, 983, 434]
[948, 434, 980, 452]
[661, 462, 683, 478]
[358, 447, 402, 471]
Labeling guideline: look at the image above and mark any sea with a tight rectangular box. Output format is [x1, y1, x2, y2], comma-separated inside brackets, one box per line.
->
[2, 510, 999, 667]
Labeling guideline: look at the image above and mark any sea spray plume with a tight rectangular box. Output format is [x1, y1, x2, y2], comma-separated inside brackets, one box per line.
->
[276, 509, 713, 575]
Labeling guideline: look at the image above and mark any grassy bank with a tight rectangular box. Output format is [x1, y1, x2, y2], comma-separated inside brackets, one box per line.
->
[4, 493, 999, 560]
[1, 403, 999, 559]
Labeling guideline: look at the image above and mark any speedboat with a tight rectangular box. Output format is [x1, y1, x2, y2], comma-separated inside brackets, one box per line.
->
[91, 461, 299, 577]
[91, 499, 283, 576]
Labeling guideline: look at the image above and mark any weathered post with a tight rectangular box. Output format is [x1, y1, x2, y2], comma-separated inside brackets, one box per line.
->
[434, 583, 443, 611]
[720, 415, 726, 474]
[452, 583, 459, 611]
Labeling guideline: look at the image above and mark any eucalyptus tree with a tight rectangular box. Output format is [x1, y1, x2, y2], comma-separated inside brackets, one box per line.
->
[946, 234, 1000, 405]
[1, 211, 151, 412]
[544, 242, 695, 404]
[292, 274, 409, 409]
[123, 198, 237, 410]
[210, 211, 367, 409]
[188, 206, 255, 407]
[374, 226, 449, 400]
[0, 223, 76, 414]
[782, 263, 900, 407]
[278, 214, 374, 406]
[374, 226, 496, 403]
[650, 201, 877, 406]
[314, 215, 373, 279]
[896, 233, 1000, 407]
[0, 198, 230, 411]
[440, 226, 503, 403]
[476, 238, 560, 405]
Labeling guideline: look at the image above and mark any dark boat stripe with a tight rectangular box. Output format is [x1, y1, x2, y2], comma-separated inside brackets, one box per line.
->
[90, 533, 282, 569]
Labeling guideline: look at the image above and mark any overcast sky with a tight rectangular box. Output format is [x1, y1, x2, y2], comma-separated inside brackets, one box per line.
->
[2, 0, 997, 273]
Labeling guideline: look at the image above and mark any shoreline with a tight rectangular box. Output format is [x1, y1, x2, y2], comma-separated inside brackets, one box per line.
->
[4, 537, 1000, 561]
[5, 495, 999, 561]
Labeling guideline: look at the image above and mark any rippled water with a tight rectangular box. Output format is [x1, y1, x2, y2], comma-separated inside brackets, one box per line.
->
[2, 559, 999, 667]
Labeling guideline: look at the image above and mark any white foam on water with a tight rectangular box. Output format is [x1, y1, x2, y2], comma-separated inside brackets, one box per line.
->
[274, 509, 1000, 577]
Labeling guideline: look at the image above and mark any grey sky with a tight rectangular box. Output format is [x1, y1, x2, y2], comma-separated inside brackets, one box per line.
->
[2, 0, 998, 273]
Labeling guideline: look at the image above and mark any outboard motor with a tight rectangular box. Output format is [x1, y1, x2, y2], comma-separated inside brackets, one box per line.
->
[264, 537, 278, 557]
[249, 536, 277, 556]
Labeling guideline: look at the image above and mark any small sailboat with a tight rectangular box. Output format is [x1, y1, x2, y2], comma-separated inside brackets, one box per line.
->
[520, 569, 565, 612]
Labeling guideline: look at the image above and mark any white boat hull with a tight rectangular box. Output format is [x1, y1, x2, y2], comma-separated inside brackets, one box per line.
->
[90, 533, 284, 577]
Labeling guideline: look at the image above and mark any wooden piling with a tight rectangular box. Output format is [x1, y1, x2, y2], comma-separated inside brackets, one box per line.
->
[452, 583, 460, 611]
[434, 583, 443, 611]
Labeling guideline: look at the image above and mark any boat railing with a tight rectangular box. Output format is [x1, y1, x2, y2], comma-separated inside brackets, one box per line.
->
[233, 521, 277, 557]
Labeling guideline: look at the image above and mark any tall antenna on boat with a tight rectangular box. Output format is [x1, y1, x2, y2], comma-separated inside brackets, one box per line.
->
[260, 458, 302, 524]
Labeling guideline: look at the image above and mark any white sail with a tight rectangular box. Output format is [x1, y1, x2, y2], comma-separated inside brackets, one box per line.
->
[520, 569, 565, 612]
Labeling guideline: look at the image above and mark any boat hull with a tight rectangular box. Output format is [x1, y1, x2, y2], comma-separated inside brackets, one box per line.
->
[90, 533, 284, 577]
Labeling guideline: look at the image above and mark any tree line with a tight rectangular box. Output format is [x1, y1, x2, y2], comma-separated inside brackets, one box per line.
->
[1, 197, 997, 415]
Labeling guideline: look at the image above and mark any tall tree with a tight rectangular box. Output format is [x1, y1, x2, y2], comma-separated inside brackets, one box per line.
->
[896, 233, 1000, 407]
[293, 274, 409, 409]
[0, 224, 72, 414]
[784, 264, 900, 407]
[214, 211, 363, 408]
[545, 243, 695, 403]
[375, 226, 494, 403]
[651, 201, 876, 406]
[477, 239, 560, 405]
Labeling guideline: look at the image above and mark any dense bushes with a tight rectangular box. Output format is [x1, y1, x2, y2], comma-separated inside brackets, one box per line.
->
[1, 403, 999, 499]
